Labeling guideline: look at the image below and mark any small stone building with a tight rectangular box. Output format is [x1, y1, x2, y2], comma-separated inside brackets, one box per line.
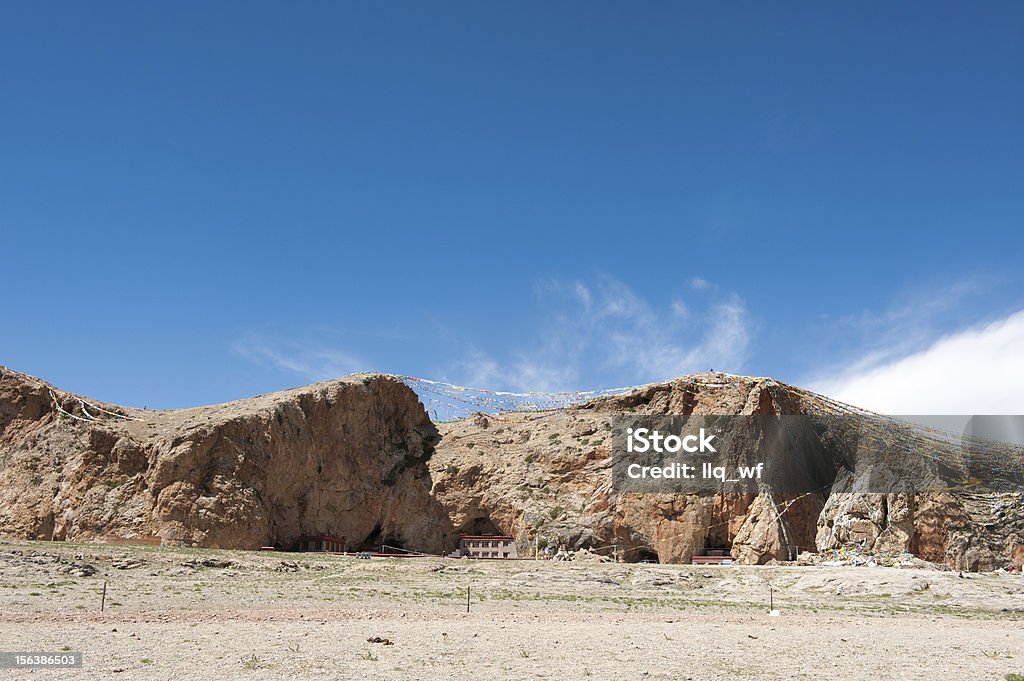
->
[460, 534, 517, 559]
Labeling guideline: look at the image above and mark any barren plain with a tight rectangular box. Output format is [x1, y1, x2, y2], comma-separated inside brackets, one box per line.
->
[1, 539, 1022, 680]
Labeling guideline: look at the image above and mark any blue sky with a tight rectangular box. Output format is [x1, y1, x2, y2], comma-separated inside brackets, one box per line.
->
[3, 3, 1023, 412]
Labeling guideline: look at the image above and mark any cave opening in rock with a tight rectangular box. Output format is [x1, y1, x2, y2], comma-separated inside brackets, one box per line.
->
[696, 539, 733, 562]
[359, 525, 407, 553]
[702, 517, 735, 560]
[703, 539, 733, 553]
[630, 548, 660, 563]
[458, 514, 501, 537]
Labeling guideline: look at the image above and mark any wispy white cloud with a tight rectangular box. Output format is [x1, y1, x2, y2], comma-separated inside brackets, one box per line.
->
[689, 277, 714, 291]
[812, 277, 992, 374]
[233, 278, 752, 392]
[446, 277, 751, 391]
[233, 333, 368, 381]
[670, 299, 690, 318]
[810, 309, 1024, 414]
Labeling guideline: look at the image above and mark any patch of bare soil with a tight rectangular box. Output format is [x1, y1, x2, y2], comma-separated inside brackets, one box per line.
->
[0, 539, 1021, 679]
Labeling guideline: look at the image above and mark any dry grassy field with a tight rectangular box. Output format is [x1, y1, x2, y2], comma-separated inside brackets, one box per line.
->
[1, 539, 1022, 680]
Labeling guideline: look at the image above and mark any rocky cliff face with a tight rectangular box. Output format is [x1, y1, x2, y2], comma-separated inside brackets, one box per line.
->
[1, 367, 1021, 571]
[0, 368, 451, 551]
[426, 376, 1024, 571]
[427, 378, 809, 565]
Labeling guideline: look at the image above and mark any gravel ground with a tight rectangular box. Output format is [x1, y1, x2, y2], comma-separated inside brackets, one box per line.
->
[0, 540, 1021, 680]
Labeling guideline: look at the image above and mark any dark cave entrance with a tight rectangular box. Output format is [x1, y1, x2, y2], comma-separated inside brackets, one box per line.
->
[630, 547, 660, 563]
[459, 515, 501, 537]
[360, 525, 406, 553]
[702, 544, 733, 558]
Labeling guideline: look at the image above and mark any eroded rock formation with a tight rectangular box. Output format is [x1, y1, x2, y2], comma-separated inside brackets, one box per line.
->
[1, 366, 1021, 571]
[0, 368, 451, 551]
[428, 376, 1024, 571]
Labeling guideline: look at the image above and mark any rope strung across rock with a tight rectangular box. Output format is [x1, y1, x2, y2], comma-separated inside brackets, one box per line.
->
[79, 397, 139, 421]
[48, 390, 96, 423]
[37, 368, 1021, 486]
[48, 389, 140, 424]
[397, 373, 740, 423]
[398, 372, 1023, 487]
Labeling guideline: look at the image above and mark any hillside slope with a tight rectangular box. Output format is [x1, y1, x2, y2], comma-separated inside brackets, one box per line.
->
[1, 367, 1021, 570]
[429, 374, 1024, 570]
[0, 367, 451, 551]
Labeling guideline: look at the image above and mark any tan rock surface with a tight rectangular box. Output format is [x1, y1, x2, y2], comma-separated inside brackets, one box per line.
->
[0, 367, 450, 551]
[1, 367, 1021, 571]
[427, 374, 1024, 569]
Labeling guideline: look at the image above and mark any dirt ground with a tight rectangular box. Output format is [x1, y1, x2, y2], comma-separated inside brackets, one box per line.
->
[0, 540, 1021, 680]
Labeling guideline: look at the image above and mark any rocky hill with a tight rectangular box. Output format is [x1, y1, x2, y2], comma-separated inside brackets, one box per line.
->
[430, 377, 1024, 571]
[0, 367, 451, 552]
[1, 366, 1021, 571]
